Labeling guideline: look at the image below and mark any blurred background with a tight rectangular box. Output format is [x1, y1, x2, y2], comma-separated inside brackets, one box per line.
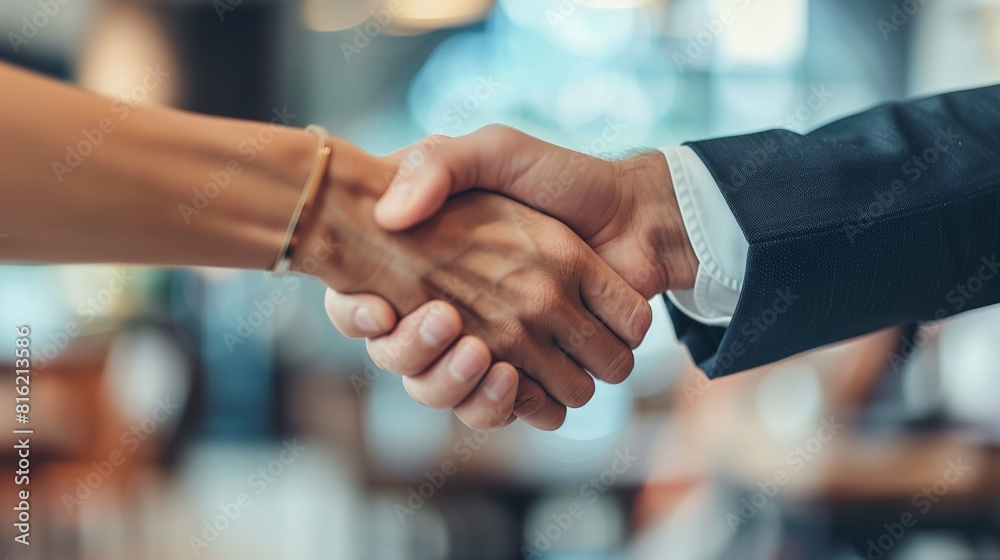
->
[2, 0, 1000, 559]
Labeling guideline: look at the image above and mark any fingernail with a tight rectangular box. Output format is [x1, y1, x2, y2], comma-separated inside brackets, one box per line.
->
[354, 307, 381, 334]
[483, 368, 516, 402]
[419, 308, 456, 346]
[448, 342, 487, 382]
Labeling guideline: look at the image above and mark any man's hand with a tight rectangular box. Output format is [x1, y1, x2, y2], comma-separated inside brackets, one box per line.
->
[376, 126, 698, 298]
[325, 126, 699, 430]
[297, 136, 652, 430]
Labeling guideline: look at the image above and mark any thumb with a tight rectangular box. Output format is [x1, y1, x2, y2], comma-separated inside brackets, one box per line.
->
[374, 157, 455, 231]
[374, 126, 533, 231]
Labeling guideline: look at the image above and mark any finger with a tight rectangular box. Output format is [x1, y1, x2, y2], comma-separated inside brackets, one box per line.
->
[512, 372, 566, 431]
[375, 153, 453, 231]
[374, 125, 538, 231]
[324, 288, 396, 338]
[556, 308, 636, 385]
[451, 362, 520, 431]
[366, 301, 464, 376]
[401, 336, 492, 410]
[492, 308, 596, 409]
[521, 340, 596, 409]
[578, 258, 653, 350]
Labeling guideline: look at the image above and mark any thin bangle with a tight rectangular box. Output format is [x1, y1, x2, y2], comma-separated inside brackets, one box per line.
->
[270, 124, 333, 274]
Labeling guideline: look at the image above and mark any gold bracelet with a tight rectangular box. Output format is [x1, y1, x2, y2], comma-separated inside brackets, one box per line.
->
[270, 124, 333, 274]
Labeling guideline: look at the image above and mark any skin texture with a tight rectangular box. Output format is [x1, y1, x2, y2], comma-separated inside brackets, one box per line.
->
[0, 62, 313, 269]
[0, 62, 650, 431]
[375, 127, 698, 298]
[296, 138, 652, 431]
[325, 126, 700, 430]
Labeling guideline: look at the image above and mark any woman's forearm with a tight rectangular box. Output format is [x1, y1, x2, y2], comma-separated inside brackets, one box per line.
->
[0, 62, 317, 269]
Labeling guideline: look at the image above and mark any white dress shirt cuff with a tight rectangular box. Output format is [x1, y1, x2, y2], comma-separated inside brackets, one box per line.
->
[660, 146, 749, 327]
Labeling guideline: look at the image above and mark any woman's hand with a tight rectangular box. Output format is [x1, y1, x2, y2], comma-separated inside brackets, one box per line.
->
[295, 138, 652, 430]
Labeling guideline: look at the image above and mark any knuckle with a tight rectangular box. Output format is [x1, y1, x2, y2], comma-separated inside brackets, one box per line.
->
[513, 385, 546, 419]
[540, 227, 580, 264]
[522, 279, 565, 321]
[479, 124, 518, 147]
[603, 347, 635, 385]
[626, 298, 653, 342]
[563, 376, 596, 408]
[492, 316, 530, 357]
[415, 134, 449, 162]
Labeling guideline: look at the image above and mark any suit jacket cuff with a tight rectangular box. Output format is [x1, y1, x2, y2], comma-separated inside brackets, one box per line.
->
[660, 146, 748, 326]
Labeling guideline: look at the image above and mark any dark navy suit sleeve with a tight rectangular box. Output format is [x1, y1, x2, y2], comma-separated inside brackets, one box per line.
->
[669, 85, 1000, 378]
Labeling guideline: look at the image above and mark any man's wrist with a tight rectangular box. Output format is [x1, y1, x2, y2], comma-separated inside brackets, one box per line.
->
[614, 151, 699, 292]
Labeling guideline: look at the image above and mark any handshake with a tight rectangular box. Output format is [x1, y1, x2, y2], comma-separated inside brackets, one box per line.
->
[293, 126, 699, 431]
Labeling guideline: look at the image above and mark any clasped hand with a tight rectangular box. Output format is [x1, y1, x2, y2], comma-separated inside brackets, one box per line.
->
[303, 126, 698, 431]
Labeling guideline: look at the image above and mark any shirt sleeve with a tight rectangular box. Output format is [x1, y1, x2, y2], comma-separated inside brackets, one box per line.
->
[659, 146, 749, 327]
